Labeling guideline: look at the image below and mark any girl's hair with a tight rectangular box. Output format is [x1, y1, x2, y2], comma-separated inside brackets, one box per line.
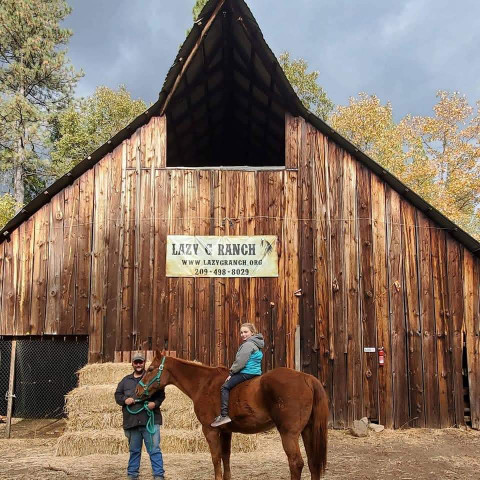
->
[240, 323, 257, 334]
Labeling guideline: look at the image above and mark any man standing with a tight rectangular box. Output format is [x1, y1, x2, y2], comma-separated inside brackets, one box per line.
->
[115, 352, 166, 480]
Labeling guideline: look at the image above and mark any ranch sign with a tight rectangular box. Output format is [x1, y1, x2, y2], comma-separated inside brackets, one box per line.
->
[166, 235, 278, 277]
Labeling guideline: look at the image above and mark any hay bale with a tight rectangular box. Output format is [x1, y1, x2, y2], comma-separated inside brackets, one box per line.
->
[64, 384, 201, 431]
[77, 362, 132, 386]
[56, 428, 258, 456]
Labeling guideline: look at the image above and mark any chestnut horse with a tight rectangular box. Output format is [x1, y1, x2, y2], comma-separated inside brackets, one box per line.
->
[136, 351, 328, 480]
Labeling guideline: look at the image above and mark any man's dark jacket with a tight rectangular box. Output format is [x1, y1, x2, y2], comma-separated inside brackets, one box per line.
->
[114, 373, 166, 430]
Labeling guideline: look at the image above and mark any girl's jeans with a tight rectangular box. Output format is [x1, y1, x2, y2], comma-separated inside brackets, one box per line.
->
[220, 373, 257, 416]
[124, 424, 164, 478]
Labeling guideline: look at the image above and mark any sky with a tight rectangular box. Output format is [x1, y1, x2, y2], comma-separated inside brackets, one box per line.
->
[64, 0, 480, 122]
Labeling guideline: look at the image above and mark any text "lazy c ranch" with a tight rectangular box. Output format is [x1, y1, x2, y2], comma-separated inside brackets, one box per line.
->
[171, 243, 257, 256]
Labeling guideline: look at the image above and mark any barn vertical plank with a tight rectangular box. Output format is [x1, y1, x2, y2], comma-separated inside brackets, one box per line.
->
[285, 113, 299, 169]
[417, 212, 440, 427]
[401, 201, 425, 427]
[155, 116, 167, 169]
[16, 219, 34, 335]
[121, 144, 137, 353]
[89, 157, 109, 362]
[224, 171, 242, 366]
[195, 170, 211, 364]
[61, 182, 79, 335]
[45, 191, 64, 334]
[105, 146, 124, 360]
[344, 152, 361, 424]
[137, 165, 154, 351]
[284, 170, 299, 370]
[446, 238, 465, 426]
[245, 170, 257, 331]
[329, 141, 347, 428]
[356, 164, 378, 421]
[386, 187, 408, 429]
[313, 132, 333, 414]
[270, 170, 285, 368]
[255, 171, 272, 370]
[167, 170, 183, 356]
[213, 170, 227, 366]
[75, 168, 94, 335]
[463, 250, 477, 428]
[30, 205, 50, 334]
[371, 174, 393, 428]
[431, 227, 455, 427]
[1, 231, 17, 334]
[466, 256, 480, 429]
[183, 170, 196, 360]
[153, 168, 170, 352]
[298, 122, 317, 377]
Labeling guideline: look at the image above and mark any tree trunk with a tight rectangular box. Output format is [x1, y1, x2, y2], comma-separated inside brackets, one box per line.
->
[14, 135, 25, 206]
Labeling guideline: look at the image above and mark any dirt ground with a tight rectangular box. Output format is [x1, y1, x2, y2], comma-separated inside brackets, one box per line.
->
[1, 419, 480, 479]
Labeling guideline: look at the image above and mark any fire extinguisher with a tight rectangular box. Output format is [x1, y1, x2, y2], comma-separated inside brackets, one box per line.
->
[378, 347, 385, 366]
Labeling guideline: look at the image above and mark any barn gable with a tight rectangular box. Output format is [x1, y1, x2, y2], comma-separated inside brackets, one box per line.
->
[1, 0, 479, 256]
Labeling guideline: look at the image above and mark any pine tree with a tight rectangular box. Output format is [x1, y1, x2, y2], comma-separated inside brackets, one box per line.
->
[0, 0, 82, 205]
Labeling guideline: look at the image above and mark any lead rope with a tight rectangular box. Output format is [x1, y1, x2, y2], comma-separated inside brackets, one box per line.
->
[125, 357, 166, 436]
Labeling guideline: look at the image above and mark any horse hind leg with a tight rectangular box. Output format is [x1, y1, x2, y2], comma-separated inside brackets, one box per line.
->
[279, 431, 304, 480]
[220, 431, 232, 480]
[301, 423, 321, 480]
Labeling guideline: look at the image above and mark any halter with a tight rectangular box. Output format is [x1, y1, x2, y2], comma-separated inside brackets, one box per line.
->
[138, 356, 166, 398]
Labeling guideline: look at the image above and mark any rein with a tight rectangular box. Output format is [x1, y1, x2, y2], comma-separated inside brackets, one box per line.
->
[125, 356, 166, 435]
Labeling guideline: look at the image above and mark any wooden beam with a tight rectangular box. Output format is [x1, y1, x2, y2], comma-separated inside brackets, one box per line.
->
[160, 0, 226, 116]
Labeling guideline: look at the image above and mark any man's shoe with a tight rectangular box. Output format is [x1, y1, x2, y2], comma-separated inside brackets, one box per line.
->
[211, 415, 232, 427]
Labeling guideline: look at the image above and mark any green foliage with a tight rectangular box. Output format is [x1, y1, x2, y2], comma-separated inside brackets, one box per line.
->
[330, 91, 480, 239]
[50, 85, 147, 177]
[279, 52, 333, 121]
[0, 0, 82, 204]
[192, 0, 208, 20]
[0, 193, 19, 228]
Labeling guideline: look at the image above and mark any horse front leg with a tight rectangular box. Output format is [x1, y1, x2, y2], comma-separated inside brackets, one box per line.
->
[279, 431, 304, 480]
[220, 431, 232, 480]
[202, 425, 223, 480]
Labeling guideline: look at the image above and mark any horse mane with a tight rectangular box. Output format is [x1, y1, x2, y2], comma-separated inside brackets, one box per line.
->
[164, 355, 229, 374]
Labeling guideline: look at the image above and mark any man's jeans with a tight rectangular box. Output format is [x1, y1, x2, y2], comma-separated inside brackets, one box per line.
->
[124, 424, 164, 478]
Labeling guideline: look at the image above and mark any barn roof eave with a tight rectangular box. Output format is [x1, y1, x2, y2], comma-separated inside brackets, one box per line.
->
[1, 0, 479, 257]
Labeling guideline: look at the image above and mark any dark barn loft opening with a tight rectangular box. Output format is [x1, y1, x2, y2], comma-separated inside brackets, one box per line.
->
[166, 1, 286, 168]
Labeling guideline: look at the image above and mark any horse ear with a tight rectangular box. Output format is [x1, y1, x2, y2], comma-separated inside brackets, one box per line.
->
[155, 349, 163, 359]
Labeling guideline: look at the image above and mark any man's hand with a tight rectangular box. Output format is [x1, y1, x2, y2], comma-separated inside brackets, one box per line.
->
[125, 397, 135, 406]
[147, 402, 156, 410]
[225, 375, 231, 383]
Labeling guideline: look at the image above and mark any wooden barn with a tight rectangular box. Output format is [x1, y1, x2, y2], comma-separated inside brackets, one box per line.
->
[0, 0, 479, 430]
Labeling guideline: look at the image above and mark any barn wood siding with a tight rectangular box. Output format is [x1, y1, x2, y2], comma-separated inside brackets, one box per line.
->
[1, 114, 478, 430]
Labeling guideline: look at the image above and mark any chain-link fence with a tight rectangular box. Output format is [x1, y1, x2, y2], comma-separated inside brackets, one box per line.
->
[0, 337, 88, 418]
[0, 340, 12, 416]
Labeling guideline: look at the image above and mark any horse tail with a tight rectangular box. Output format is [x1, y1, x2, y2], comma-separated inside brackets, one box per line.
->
[310, 377, 328, 477]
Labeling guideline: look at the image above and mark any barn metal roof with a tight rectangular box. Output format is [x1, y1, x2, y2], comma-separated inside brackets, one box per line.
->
[1, 0, 479, 256]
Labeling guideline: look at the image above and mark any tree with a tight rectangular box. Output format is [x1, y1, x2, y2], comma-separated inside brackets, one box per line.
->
[0, 193, 18, 229]
[279, 52, 333, 121]
[401, 91, 480, 236]
[0, 0, 82, 206]
[330, 91, 480, 239]
[50, 85, 147, 177]
[192, 0, 208, 20]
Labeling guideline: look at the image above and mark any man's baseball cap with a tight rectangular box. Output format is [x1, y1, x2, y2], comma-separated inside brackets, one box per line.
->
[132, 352, 145, 362]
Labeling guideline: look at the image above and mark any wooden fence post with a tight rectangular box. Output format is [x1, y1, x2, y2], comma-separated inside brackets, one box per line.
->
[5, 340, 16, 439]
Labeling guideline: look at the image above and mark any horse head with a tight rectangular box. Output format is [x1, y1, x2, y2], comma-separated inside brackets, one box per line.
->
[135, 350, 171, 400]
